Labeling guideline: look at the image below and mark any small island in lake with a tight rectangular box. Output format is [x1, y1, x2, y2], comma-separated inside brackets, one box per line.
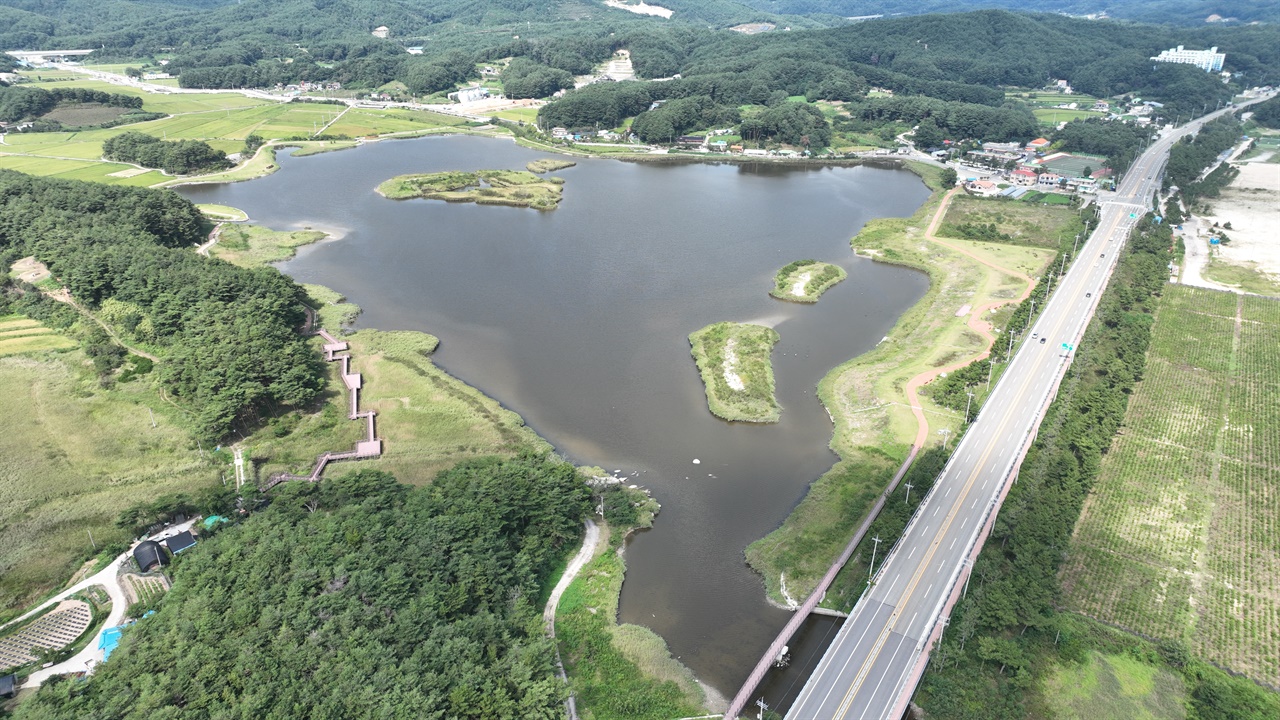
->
[526, 158, 577, 173]
[689, 322, 781, 423]
[376, 169, 565, 210]
[771, 260, 847, 303]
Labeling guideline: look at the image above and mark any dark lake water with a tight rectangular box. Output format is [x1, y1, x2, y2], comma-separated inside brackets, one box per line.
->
[179, 135, 930, 704]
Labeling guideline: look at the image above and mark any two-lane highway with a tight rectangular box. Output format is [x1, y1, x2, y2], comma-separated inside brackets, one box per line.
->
[781, 98, 1269, 720]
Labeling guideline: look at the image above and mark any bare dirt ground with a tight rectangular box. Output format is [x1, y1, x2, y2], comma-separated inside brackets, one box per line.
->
[1203, 163, 1280, 282]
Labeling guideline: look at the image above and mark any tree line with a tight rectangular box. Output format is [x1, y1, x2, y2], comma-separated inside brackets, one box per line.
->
[102, 131, 232, 175]
[14, 457, 591, 720]
[0, 85, 144, 123]
[0, 171, 325, 439]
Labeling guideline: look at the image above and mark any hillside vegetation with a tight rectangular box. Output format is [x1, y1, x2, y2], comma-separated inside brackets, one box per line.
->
[13, 459, 591, 720]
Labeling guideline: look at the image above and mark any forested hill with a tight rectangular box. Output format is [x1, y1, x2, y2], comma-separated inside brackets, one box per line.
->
[737, 0, 1280, 26]
[13, 460, 592, 720]
[0, 171, 324, 439]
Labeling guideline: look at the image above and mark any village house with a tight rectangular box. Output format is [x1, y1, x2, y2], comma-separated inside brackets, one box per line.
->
[1011, 168, 1038, 186]
[1037, 173, 1064, 189]
[964, 179, 1000, 197]
[1025, 137, 1052, 153]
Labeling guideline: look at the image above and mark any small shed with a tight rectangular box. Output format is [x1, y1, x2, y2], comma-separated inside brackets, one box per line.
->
[165, 531, 197, 554]
[0, 673, 16, 698]
[133, 540, 168, 572]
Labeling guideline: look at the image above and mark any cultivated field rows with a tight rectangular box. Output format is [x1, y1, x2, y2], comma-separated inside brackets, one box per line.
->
[1063, 285, 1280, 685]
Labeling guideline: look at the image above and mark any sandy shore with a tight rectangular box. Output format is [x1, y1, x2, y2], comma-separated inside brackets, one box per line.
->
[1203, 163, 1280, 281]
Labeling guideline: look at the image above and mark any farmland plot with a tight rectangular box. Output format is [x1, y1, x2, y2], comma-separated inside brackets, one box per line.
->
[1063, 286, 1280, 685]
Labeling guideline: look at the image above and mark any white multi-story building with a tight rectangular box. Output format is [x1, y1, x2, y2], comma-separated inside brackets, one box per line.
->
[1151, 45, 1226, 73]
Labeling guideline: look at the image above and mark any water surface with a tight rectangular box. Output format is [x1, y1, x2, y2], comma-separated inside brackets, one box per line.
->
[180, 136, 930, 702]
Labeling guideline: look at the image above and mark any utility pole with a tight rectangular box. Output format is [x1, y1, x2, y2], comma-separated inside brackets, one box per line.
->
[757, 698, 769, 720]
[1073, 232, 1081, 255]
[148, 408, 157, 428]
[88, 528, 96, 550]
[939, 428, 952, 450]
[965, 390, 976, 423]
[868, 536, 883, 581]
[963, 559, 973, 598]
[903, 482, 914, 505]
[987, 357, 995, 389]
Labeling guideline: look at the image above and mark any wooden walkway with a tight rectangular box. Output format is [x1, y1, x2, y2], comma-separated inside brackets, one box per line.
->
[264, 324, 381, 490]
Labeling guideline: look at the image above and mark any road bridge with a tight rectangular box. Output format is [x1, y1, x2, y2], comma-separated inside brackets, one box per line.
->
[726, 96, 1271, 720]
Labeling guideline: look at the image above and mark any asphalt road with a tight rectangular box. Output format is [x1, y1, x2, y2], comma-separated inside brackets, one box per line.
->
[782, 99, 1269, 720]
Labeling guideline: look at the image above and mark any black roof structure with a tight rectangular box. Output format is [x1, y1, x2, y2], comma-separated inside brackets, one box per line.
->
[165, 531, 196, 554]
[0, 673, 15, 698]
[133, 540, 168, 572]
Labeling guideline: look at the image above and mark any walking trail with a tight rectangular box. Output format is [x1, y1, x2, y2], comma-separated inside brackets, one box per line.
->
[902, 187, 1036, 447]
[543, 518, 601, 720]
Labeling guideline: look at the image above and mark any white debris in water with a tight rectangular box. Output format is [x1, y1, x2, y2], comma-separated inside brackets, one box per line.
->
[692, 458, 701, 464]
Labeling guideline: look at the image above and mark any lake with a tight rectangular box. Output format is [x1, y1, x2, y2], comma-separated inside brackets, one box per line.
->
[179, 135, 931, 704]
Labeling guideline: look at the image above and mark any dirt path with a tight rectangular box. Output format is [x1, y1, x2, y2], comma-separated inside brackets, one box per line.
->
[902, 187, 1036, 447]
[46, 289, 161, 362]
[196, 223, 223, 257]
[543, 518, 601, 720]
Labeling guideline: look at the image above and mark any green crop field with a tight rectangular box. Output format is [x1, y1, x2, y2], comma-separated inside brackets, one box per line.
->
[0, 317, 77, 356]
[1033, 107, 1099, 124]
[1062, 286, 1280, 686]
[2, 74, 475, 188]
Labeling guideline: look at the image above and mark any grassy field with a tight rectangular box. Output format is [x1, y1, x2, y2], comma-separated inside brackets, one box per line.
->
[688, 322, 781, 423]
[527, 158, 576, 173]
[2, 74, 478, 188]
[246, 328, 550, 485]
[0, 341, 216, 619]
[941, 194, 1087, 247]
[1062, 285, 1280, 686]
[1033, 107, 1099, 125]
[1041, 652, 1189, 720]
[0, 317, 77, 356]
[748, 167, 1056, 604]
[555, 526, 706, 720]
[195, 204, 248, 221]
[771, 260, 847, 302]
[208, 225, 326, 267]
[1203, 257, 1280, 296]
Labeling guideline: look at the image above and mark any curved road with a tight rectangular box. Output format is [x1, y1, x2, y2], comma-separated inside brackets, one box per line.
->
[781, 99, 1270, 720]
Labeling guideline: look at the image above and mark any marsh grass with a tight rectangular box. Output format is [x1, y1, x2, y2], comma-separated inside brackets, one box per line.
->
[771, 259, 847, 302]
[376, 169, 564, 209]
[688, 322, 781, 423]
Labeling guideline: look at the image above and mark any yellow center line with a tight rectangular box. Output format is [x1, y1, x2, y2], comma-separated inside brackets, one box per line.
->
[829, 206, 1125, 719]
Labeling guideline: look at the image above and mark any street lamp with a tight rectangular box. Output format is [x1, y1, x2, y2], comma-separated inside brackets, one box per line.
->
[867, 535, 883, 581]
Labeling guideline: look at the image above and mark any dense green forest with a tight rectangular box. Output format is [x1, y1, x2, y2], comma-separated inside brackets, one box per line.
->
[14, 458, 592, 720]
[739, 0, 1280, 26]
[0, 171, 324, 439]
[1247, 94, 1280, 129]
[1164, 114, 1242, 190]
[102, 131, 232, 175]
[914, 214, 1280, 719]
[0, 85, 142, 123]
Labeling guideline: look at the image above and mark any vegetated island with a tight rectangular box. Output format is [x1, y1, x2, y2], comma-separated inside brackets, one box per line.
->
[526, 158, 576, 173]
[689, 321, 781, 423]
[376, 169, 564, 210]
[771, 259, 847, 303]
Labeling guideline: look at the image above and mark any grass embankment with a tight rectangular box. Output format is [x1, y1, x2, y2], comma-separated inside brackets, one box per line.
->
[1204, 257, 1280, 296]
[195, 204, 248, 221]
[770, 260, 847, 302]
[208, 225, 326, 267]
[0, 341, 214, 619]
[555, 498, 706, 720]
[376, 169, 565, 210]
[746, 164, 1057, 605]
[688, 321, 781, 423]
[205, 224, 552, 484]
[0, 316, 76, 356]
[1062, 287, 1280, 686]
[527, 158, 577, 173]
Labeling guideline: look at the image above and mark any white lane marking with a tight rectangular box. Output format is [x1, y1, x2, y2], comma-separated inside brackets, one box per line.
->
[933, 506, 940, 517]
[961, 517, 968, 529]
[950, 537, 956, 550]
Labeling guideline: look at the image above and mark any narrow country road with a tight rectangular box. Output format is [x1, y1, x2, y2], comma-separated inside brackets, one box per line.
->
[543, 517, 600, 720]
